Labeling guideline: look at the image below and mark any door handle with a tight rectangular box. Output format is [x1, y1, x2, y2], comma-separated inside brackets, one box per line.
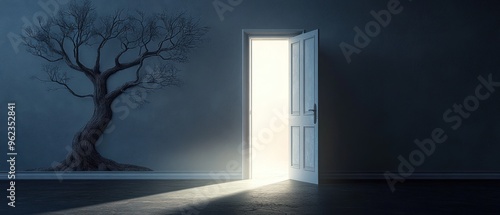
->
[308, 103, 317, 124]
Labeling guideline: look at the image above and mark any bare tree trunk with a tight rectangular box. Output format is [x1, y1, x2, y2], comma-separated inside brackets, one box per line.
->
[49, 78, 152, 171]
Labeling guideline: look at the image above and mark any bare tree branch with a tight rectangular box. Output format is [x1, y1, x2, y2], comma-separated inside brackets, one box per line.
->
[106, 63, 181, 101]
[23, 0, 207, 105]
[94, 10, 128, 71]
[35, 65, 94, 98]
[102, 11, 208, 80]
[24, 0, 96, 78]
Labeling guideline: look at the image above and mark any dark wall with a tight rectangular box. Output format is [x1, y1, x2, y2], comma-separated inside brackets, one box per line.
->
[318, 0, 500, 174]
[1, 0, 499, 174]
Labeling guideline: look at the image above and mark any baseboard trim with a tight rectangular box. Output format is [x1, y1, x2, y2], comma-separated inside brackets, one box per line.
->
[0, 171, 242, 180]
[320, 172, 500, 180]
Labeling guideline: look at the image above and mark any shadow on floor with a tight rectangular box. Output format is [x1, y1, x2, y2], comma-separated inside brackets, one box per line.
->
[194, 180, 500, 214]
[2, 179, 234, 214]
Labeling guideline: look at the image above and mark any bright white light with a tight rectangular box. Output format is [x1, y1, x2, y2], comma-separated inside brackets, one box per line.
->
[250, 39, 289, 179]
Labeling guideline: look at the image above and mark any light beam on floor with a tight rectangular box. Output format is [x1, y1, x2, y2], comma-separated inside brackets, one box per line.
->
[45, 177, 288, 214]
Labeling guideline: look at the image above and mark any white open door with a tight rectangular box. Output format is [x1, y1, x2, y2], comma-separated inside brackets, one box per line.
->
[289, 30, 319, 184]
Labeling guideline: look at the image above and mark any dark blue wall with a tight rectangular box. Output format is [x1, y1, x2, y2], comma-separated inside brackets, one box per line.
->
[1, 0, 499, 174]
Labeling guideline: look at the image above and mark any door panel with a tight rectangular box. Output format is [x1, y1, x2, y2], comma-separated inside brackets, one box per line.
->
[304, 37, 316, 115]
[291, 126, 300, 168]
[288, 30, 319, 184]
[304, 126, 315, 171]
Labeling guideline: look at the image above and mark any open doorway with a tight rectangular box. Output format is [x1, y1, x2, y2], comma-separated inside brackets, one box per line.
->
[249, 38, 290, 179]
[242, 29, 303, 180]
[242, 29, 319, 184]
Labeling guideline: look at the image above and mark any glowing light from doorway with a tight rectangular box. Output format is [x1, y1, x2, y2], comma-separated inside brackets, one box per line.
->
[250, 39, 290, 179]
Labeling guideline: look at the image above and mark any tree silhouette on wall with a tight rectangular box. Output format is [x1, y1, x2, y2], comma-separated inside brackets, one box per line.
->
[24, 0, 207, 171]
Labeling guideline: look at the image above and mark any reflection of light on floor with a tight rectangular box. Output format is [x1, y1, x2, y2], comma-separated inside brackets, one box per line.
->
[46, 176, 288, 214]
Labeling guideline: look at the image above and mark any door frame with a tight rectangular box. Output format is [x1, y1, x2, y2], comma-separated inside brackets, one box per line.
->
[242, 29, 304, 179]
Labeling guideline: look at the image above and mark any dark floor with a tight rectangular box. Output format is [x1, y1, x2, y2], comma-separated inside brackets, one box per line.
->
[1, 179, 499, 214]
